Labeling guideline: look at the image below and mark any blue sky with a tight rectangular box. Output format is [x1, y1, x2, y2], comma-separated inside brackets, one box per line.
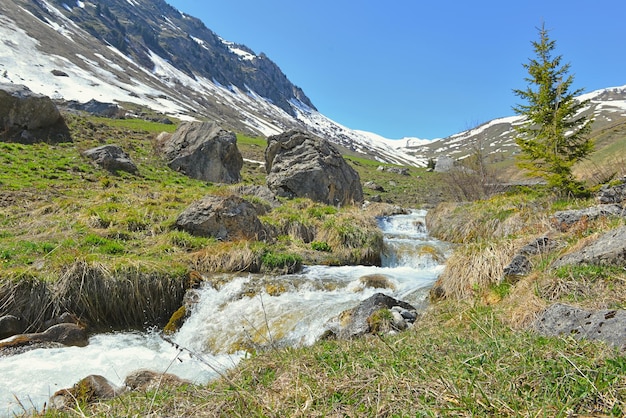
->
[167, 1, 625, 140]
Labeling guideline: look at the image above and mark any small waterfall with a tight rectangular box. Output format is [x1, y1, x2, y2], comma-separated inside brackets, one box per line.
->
[0, 210, 449, 416]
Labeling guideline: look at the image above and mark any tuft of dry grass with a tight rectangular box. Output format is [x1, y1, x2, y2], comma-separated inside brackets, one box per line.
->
[430, 239, 519, 300]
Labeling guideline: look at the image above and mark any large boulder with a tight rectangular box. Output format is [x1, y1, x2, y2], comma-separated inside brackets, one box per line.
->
[0, 83, 70, 143]
[82, 144, 139, 174]
[175, 195, 265, 241]
[533, 303, 626, 349]
[265, 130, 363, 205]
[552, 225, 626, 269]
[159, 121, 243, 183]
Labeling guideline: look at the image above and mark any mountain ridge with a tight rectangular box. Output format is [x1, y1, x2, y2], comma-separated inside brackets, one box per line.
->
[1, 0, 624, 170]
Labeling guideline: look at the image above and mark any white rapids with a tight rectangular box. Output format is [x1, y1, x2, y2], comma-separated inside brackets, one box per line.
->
[0, 210, 449, 416]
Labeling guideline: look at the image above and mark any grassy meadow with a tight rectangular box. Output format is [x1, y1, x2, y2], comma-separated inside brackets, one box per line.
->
[1, 113, 625, 416]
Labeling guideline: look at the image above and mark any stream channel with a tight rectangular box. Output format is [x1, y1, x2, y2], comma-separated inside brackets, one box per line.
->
[0, 210, 450, 415]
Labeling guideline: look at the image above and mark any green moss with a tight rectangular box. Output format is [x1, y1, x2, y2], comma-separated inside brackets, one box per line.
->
[163, 305, 187, 335]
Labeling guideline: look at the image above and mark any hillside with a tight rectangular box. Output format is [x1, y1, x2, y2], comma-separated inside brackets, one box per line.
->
[0, 0, 422, 166]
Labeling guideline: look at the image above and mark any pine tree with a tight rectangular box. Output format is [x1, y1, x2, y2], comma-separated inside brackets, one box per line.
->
[513, 24, 594, 196]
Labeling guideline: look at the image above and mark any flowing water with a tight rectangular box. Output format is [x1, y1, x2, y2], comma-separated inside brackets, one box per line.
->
[0, 210, 449, 416]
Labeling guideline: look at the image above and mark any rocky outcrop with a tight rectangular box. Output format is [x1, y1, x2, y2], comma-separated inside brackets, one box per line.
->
[159, 121, 243, 183]
[175, 195, 265, 240]
[0, 83, 70, 143]
[552, 226, 626, 269]
[265, 130, 363, 205]
[82, 144, 139, 174]
[324, 293, 417, 339]
[551, 204, 624, 231]
[533, 303, 626, 349]
[596, 177, 626, 204]
[503, 237, 560, 282]
[63, 99, 123, 118]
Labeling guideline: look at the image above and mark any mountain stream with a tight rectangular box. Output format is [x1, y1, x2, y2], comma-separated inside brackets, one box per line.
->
[0, 210, 449, 416]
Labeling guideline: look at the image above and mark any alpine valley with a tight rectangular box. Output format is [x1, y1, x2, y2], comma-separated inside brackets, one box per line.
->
[1, 0, 625, 171]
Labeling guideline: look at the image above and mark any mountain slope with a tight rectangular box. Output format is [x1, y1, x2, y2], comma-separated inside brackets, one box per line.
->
[401, 85, 626, 176]
[0, 0, 422, 166]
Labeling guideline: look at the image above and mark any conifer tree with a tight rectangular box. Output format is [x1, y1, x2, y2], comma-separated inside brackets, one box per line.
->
[513, 24, 594, 196]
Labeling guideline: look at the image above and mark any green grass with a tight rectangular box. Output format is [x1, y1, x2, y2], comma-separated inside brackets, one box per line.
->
[58, 304, 625, 417]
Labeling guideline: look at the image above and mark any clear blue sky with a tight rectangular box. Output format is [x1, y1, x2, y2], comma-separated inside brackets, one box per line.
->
[167, 1, 625, 140]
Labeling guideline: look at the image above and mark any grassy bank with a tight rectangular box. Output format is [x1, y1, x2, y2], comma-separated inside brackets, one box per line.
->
[3, 115, 625, 416]
[38, 188, 626, 417]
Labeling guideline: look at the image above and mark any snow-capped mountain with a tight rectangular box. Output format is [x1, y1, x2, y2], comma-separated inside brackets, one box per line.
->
[404, 85, 626, 165]
[1, 0, 624, 169]
[0, 0, 424, 166]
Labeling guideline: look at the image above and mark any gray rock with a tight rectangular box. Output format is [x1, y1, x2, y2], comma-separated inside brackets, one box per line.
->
[519, 236, 558, 255]
[175, 195, 265, 241]
[551, 204, 624, 231]
[325, 293, 417, 339]
[503, 254, 531, 282]
[552, 225, 626, 268]
[386, 167, 409, 176]
[160, 121, 243, 183]
[0, 315, 25, 340]
[231, 185, 281, 212]
[0, 83, 61, 130]
[597, 178, 626, 204]
[82, 144, 139, 174]
[434, 156, 455, 173]
[265, 130, 363, 205]
[0, 83, 69, 143]
[533, 303, 626, 349]
[364, 181, 385, 192]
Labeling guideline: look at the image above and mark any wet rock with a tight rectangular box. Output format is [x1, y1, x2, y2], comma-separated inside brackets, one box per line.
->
[325, 293, 417, 339]
[175, 194, 265, 241]
[125, 369, 191, 392]
[533, 303, 626, 349]
[265, 130, 363, 205]
[82, 144, 139, 175]
[159, 121, 243, 183]
[0, 323, 88, 351]
[552, 225, 626, 269]
[49, 375, 125, 410]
